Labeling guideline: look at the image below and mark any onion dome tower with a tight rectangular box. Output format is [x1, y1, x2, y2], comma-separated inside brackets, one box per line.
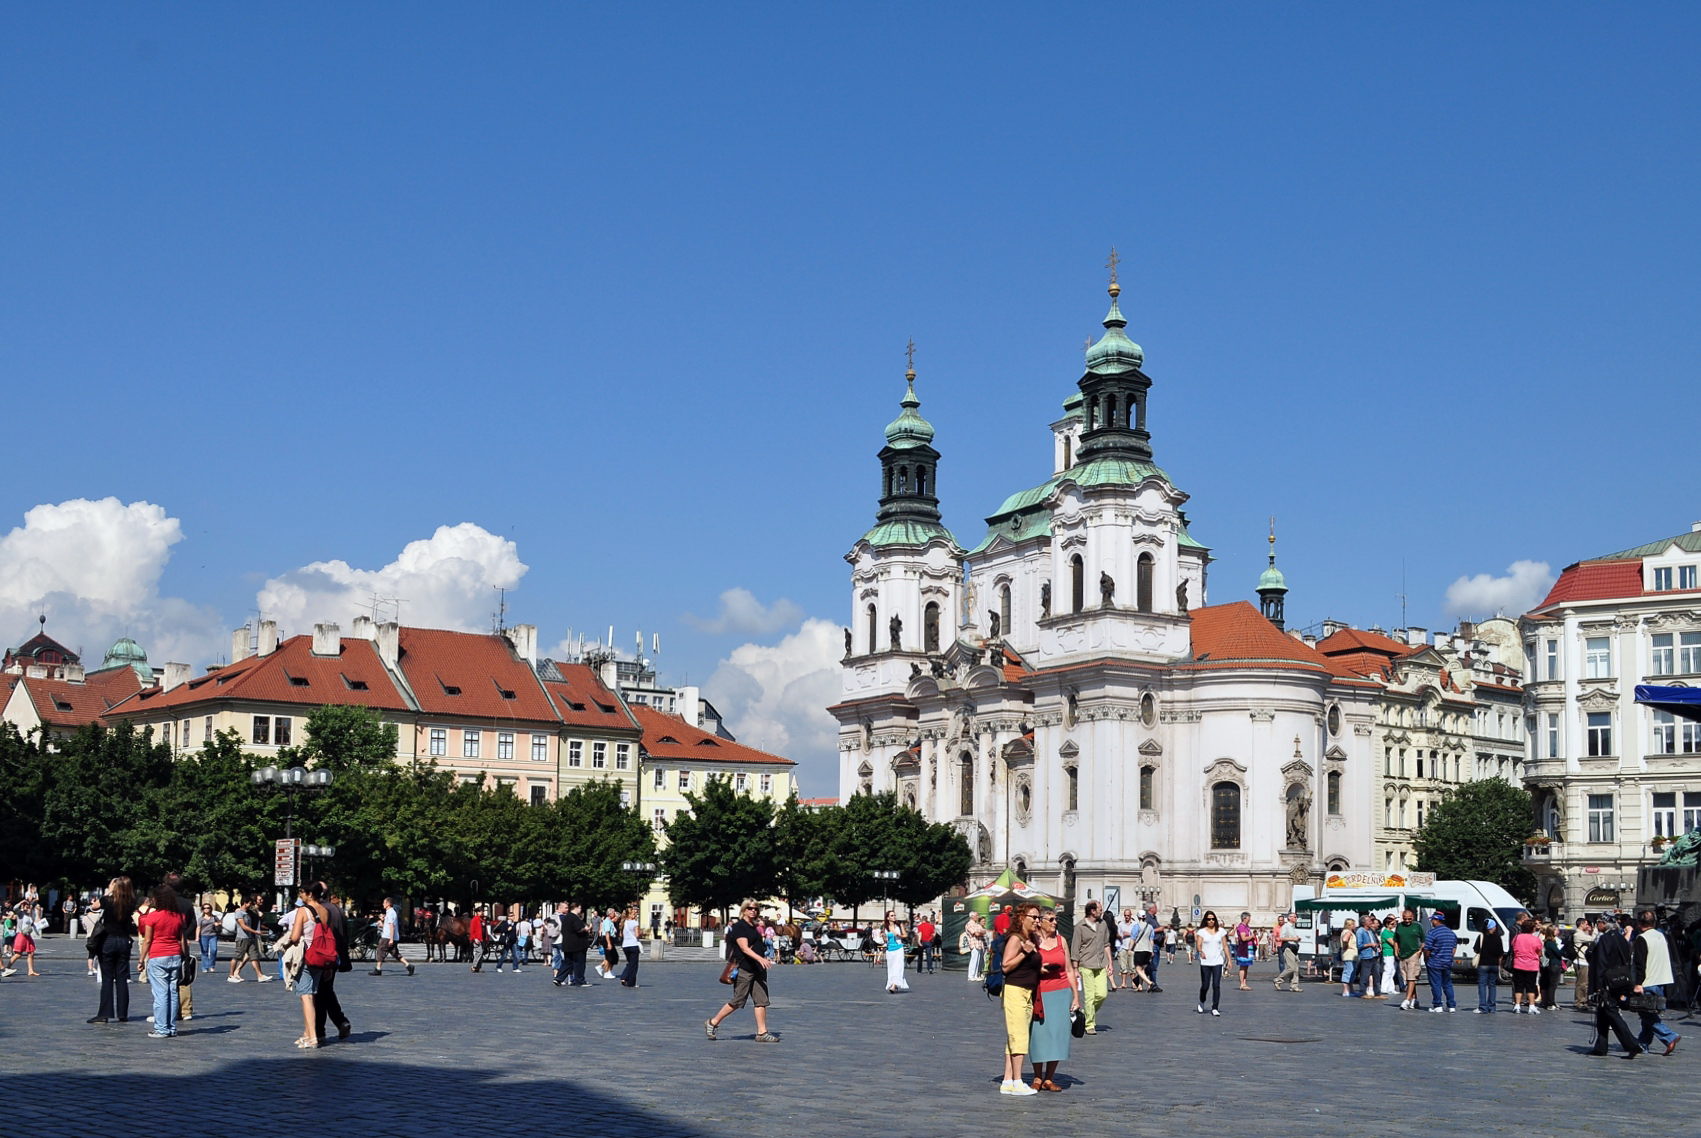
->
[1258, 519, 1289, 630]
[1075, 248, 1153, 463]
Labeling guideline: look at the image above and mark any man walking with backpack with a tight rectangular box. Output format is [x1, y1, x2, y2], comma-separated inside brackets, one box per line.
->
[1587, 914, 1643, 1058]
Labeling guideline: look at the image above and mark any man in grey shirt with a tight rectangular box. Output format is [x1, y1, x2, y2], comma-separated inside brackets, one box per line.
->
[1071, 900, 1114, 1034]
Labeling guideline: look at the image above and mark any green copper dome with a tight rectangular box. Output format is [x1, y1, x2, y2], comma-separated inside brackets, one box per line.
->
[1258, 565, 1288, 592]
[883, 373, 936, 449]
[101, 636, 154, 682]
[1084, 286, 1143, 374]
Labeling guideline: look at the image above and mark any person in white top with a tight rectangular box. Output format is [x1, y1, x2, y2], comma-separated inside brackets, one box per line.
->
[1272, 912, 1301, 992]
[371, 897, 414, 976]
[1193, 911, 1230, 1016]
[618, 907, 642, 987]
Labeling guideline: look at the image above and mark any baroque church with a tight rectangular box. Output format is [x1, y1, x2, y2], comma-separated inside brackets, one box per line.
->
[829, 272, 1381, 923]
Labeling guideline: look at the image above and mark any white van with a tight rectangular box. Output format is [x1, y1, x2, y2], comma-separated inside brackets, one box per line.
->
[1292, 873, 1528, 973]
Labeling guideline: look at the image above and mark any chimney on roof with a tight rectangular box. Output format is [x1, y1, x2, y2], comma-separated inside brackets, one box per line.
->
[163, 662, 190, 691]
[257, 619, 279, 657]
[312, 622, 340, 657]
[351, 615, 375, 640]
[505, 623, 537, 668]
[1369, 625, 1385, 636]
[1692, 520, 1701, 533]
[26, 664, 47, 679]
[374, 621, 400, 669]
[1406, 627, 1427, 646]
[232, 626, 252, 663]
[599, 659, 619, 691]
[1321, 619, 1346, 638]
[61, 662, 85, 683]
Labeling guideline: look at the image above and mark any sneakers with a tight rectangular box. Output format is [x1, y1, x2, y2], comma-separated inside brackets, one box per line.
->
[1197, 1004, 1206, 1014]
[753, 1032, 779, 1044]
[1001, 1079, 1038, 1096]
[226, 975, 243, 983]
[369, 970, 384, 976]
[1528, 1006, 1541, 1015]
[146, 1031, 173, 1039]
[181, 1014, 193, 1021]
[704, 1018, 718, 1040]
[1149, 986, 1162, 993]
[2, 967, 17, 977]
[406, 963, 415, 976]
[1473, 1009, 1486, 1014]
[256, 974, 275, 983]
[1210, 1008, 1221, 1017]
[1430, 1007, 1445, 1013]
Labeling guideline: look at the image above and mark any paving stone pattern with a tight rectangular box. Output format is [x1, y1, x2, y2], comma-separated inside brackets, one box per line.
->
[4, 937, 1696, 1135]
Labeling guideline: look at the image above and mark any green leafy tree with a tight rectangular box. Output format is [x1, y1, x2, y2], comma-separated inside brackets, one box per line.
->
[40, 722, 173, 886]
[1412, 777, 1536, 899]
[0, 724, 51, 883]
[662, 776, 776, 919]
[819, 792, 971, 913]
[280, 705, 399, 773]
[149, 730, 275, 896]
[773, 794, 841, 905]
[545, 778, 658, 911]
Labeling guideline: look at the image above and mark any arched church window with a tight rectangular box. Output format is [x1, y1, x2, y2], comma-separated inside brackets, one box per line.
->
[1211, 782, 1241, 849]
[1065, 764, 1079, 812]
[1124, 394, 1135, 429]
[1137, 553, 1154, 613]
[1139, 764, 1155, 811]
[923, 602, 940, 652]
[999, 585, 1011, 636]
[1326, 772, 1341, 815]
[897, 466, 909, 493]
[1070, 555, 1085, 614]
[960, 755, 974, 817]
[866, 604, 877, 655]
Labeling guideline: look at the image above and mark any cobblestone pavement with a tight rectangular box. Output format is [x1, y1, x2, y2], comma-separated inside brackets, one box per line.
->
[5, 937, 1698, 1135]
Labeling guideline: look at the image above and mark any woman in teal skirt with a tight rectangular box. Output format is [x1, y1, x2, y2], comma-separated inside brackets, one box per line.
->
[1027, 908, 1081, 1092]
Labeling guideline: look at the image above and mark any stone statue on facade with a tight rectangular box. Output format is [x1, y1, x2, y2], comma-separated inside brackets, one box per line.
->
[1039, 581, 1051, 618]
[1100, 572, 1116, 607]
[1176, 580, 1189, 613]
[988, 611, 1000, 638]
[889, 614, 902, 651]
[843, 626, 852, 658]
[1285, 788, 1311, 849]
[1658, 828, 1701, 866]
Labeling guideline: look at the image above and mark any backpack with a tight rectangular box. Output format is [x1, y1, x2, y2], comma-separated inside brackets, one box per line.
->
[1593, 929, 1634, 995]
[304, 919, 339, 969]
[983, 933, 1007, 999]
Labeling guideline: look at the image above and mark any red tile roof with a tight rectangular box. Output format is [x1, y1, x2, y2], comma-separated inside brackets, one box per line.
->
[799, 796, 839, 807]
[541, 663, 641, 732]
[1315, 627, 1420, 659]
[109, 636, 407, 716]
[396, 627, 558, 723]
[1000, 644, 1030, 684]
[1186, 602, 1334, 675]
[629, 704, 795, 767]
[1531, 560, 1645, 611]
[1323, 649, 1396, 680]
[20, 666, 144, 729]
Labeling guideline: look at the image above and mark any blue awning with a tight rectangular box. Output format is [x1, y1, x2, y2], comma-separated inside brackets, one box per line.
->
[1635, 684, 1701, 723]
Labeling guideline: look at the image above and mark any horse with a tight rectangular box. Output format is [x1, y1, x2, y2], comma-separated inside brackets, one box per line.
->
[429, 914, 474, 963]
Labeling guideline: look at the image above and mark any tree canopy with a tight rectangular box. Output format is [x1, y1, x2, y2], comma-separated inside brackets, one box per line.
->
[1411, 777, 1536, 900]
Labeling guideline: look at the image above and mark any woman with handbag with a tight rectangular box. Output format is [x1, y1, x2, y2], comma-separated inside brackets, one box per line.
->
[1026, 908, 1080, 1092]
[137, 882, 188, 1038]
[281, 884, 332, 1049]
[1538, 923, 1564, 1009]
[88, 877, 136, 1024]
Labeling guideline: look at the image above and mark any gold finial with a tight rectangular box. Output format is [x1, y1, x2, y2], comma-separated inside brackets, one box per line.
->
[905, 337, 916, 380]
[1268, 516, 1277, 565]
[1106, 246, 1121, 297]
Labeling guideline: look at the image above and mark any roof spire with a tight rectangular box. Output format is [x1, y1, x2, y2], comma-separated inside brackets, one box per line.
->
[905, 337, 916, 381]
[1268, 516, 1278, 569]
[1258, 516, 1288, 630]
[1106, 245, 1121, 297]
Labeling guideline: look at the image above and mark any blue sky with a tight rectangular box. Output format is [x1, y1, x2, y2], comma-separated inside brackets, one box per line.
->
[4, 6, 1698, 793]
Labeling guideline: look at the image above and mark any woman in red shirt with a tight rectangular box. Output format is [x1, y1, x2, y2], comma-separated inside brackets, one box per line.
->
[1026, 908, 1081, 1092]
[137, 883, 188, 1038]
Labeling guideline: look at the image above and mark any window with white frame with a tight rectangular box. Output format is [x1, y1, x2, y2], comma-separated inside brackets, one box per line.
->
[1586, 712, 1613, 756]
[1587, 793, 1614, 842]
[162, 722, 173, 749]
[1546, 714, 1560, 758]
[1545, 639, 1559, 680]
[1653, 709, 1701, 754]
[180, 719, 191, 749]
[429, 727, 446, 756]
[653, 767, 665, 789]
[497, 731, 514, 759]
[678, 769, 690, 790]
[1653, 633, 1676, 676]
[1652, 791, 1678, 838]
[652, 808, 666, 832]
[1682, 565, 1699, 589]
[568, 740, 583, 767]
[1682, 631, 1701, 674]
[463, 729, 481, 758]
[1684, 792, 1701, 834]
[592, 742, 606, 769]
[1416, 799, 1425, 828]
[1585, 637, 1612, 679]
[532, 733, 548, 762]
[759, 772, 772, 794]
[1654, 566, 1674, 591]
[734, 771, 748, 792]
[616, 743, 631, 770]
[204, 716, 213, 742]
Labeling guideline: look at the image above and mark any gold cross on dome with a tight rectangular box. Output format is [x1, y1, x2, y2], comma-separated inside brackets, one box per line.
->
[1106, 246, 1121, 286]
[905, 338, 916, 372]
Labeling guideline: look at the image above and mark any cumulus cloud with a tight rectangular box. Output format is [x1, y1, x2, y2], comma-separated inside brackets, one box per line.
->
[704, 617, 842, 790]
[256, 523, 527, 634]
[0, 498, 225, 668]
[1443, 559, 1555, 619]
[684, 588, 805, 637]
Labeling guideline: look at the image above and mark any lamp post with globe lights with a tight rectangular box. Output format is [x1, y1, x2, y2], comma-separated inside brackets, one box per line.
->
[251, 765, 333, 896]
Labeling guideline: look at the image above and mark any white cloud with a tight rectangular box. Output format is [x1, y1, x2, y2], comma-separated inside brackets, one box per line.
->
[1443, 559, 1555, 619]
[0, 497, 224, 668]
[704, 617, 842, 791]
[256, 523, 527, 634]
[684, 587, 805, 637]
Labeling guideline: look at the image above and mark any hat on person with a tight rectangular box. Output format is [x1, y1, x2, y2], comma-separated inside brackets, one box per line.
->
[1429, 912, 1445, 921]
[1484, 919, 1497, 930]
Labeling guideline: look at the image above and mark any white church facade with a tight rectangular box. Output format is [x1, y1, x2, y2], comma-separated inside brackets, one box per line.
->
[830, 276, 1381, 923]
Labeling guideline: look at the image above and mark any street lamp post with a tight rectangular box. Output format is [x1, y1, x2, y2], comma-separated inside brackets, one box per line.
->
[872, 869, 899, 914]
[251, 766, 333, 900]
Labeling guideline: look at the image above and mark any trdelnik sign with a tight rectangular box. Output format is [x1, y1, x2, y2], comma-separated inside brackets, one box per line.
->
[1323, 872, 1437, 890]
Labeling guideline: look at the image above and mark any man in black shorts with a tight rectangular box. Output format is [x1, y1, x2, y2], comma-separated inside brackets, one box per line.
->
[706, 900, 777, 1043]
